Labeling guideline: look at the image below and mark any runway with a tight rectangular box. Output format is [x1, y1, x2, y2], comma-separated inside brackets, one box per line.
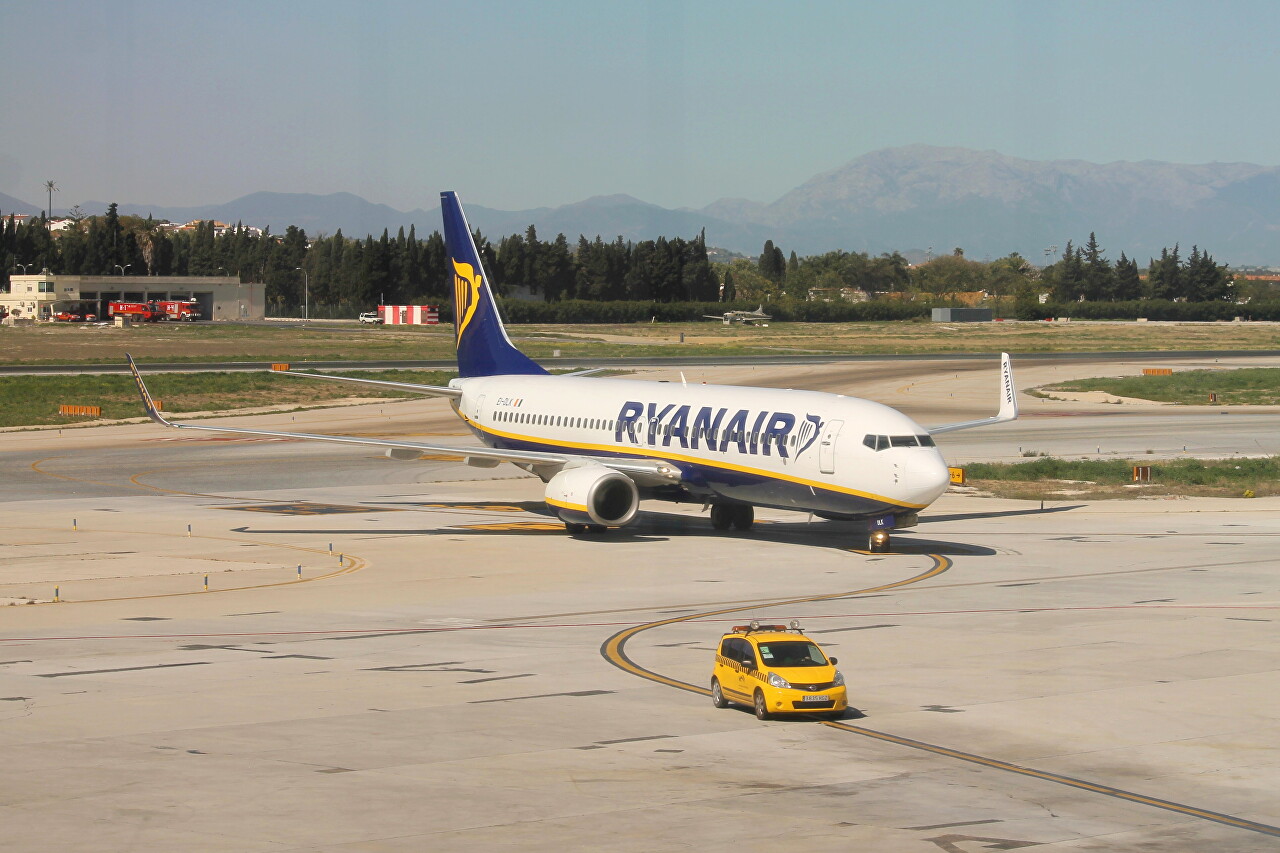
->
[2, 357, 1279, 851]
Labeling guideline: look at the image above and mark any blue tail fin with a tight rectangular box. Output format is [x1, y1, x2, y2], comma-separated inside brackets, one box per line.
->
[440, 191, 548, 378]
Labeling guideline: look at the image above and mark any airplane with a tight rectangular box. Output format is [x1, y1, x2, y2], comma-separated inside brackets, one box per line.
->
[704, 305, 772, 325]
[127, 191, 1018, 551]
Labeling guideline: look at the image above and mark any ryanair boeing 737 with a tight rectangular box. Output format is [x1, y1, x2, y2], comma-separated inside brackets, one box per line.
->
[128, 191, 1017, 550]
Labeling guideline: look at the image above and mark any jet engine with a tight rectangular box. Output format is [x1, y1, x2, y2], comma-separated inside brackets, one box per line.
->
[545, 464, 639, 528]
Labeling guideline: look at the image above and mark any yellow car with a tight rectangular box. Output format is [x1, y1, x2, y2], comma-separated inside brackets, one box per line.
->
[711, 621, 847, 720]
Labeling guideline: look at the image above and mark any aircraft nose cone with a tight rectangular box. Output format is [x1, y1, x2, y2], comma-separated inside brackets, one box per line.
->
[906, 456, 950, 504]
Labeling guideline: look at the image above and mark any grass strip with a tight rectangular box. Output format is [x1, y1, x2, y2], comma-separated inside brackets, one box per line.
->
[1046, 367, 1280, 405]
[962, 456, 1280, 499]
[4, 319, 1280, 365]
[0, 369, 455, 429]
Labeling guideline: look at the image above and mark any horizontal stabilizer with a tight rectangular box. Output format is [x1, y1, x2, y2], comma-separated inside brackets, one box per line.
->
[280, 370, 462, 398]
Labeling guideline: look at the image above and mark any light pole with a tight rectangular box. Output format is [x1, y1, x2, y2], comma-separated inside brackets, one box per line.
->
[14, 263, 32, 274]
[295, 267, 309, 321]
[114, 264, 131, 276]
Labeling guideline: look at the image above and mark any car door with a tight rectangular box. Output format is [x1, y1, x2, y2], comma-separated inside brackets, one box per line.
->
[737, 640, 757, 697]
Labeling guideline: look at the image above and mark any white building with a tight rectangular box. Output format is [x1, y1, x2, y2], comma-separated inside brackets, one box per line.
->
[1, 273, 265, 322]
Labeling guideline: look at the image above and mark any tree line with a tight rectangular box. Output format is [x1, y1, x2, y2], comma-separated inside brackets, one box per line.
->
[2, 206, 1251, 318]
[2, 207, 720, 314]
[1040, 234, 1234, 303]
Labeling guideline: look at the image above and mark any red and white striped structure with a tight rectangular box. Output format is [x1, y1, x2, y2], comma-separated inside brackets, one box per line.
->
[378, 305, 439, 325]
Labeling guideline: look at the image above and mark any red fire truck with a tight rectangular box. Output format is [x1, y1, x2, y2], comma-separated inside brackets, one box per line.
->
[108, 301, 167, 322]
[154, 300, 203, 321]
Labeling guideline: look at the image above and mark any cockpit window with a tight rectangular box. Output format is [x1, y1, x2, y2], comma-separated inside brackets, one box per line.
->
[864, 434, 937, 451]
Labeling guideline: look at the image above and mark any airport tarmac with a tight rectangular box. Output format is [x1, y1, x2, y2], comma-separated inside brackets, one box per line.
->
[2, 357, 1279, 851]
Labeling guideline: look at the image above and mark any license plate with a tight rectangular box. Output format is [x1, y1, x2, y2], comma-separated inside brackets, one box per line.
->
[801, 695, 830, 703]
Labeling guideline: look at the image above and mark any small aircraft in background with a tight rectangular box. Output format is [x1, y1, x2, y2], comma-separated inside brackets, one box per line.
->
[704, 305, 773, 325]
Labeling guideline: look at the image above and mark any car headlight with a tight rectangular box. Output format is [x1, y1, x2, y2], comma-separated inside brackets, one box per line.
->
[834, 670, 845, 687]
[767, 672, 791, 689]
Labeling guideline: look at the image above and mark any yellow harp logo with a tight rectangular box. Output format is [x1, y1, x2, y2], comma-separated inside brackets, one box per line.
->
[453, 259, 483, 344]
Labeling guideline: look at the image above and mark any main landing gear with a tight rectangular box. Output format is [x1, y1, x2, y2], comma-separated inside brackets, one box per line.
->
[709, 504, 754, 531]
[564, 522, 608, 534]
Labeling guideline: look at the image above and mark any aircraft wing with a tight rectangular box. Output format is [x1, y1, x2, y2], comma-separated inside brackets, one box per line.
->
[126, 356, 680, 486]
[927, 352, 1019, 434]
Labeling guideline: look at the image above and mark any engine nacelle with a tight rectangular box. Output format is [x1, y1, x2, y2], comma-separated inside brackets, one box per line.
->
[545, 464, 639, 528]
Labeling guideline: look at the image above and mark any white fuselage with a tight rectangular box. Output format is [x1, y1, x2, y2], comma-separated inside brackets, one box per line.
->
[450, 374, 950, 520]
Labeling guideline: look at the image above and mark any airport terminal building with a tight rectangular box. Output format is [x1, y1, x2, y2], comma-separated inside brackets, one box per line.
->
[0, 273, 265, 322]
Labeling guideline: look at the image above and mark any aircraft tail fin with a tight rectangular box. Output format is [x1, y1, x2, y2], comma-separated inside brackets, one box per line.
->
[440, 191, 548, 378]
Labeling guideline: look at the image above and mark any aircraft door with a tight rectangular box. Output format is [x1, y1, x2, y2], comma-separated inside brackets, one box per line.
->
[818, 419, 843, 474]
[474, 394, 487, 422]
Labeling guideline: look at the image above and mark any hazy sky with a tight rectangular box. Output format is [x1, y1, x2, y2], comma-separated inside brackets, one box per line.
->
[3, 0, 1277, 213]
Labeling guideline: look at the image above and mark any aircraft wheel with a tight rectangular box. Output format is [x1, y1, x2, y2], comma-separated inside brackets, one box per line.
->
[586, 525, 608, 534]
[710, 504, 733, 530]
[564, 522, 586, 534]
[711, 678, 728, 709]
[868, 531, 890, 553]
[731, 505, 755, 531]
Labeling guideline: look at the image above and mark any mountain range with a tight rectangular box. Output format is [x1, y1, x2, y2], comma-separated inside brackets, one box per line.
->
[6, 145, 1280, 264]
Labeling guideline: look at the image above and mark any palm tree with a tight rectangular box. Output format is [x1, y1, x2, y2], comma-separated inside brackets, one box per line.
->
[44, 180, 58, 231]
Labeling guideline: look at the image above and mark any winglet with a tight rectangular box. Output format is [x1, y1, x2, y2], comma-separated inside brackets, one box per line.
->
[126, 354, 174, 427]
[926, 352, 1019, 435]
[997, 351, 1018, 422]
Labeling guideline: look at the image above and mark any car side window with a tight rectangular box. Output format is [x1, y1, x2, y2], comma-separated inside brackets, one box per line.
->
[739, 642, 757, 668]
[719, 638, 738, 658]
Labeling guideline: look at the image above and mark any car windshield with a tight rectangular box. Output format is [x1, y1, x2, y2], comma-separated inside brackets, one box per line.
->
[756, 640, 828, 667]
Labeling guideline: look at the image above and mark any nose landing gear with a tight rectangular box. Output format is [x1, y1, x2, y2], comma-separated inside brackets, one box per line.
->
[868, 529, 891, 553]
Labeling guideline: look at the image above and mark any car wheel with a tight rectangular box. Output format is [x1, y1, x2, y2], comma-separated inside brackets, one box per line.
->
[753, 689, 770, 721]
[711, 678, 728, 709]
